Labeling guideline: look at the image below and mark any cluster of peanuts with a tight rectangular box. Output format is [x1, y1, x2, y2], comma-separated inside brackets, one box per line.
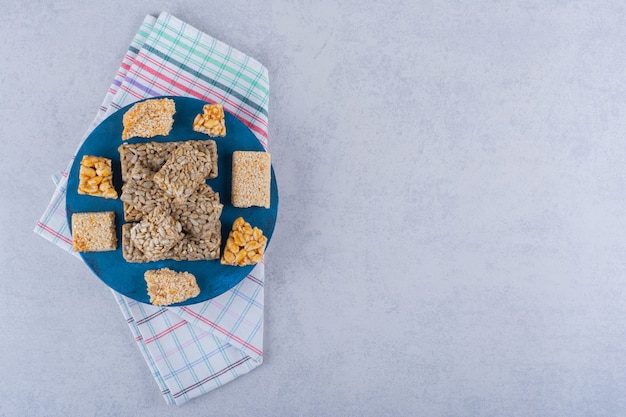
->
[192, 104, 227, 137]
[78, 155, 118, 199]
[221, 217, 267, 266]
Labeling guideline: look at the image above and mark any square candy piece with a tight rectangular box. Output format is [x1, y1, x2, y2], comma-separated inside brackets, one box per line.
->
[145, 268, 200, 306]
[122, 98, 175, 140]
[192, 103, 226, 137]
[169, 234, 222, 261]
[129, 206, 184, 261]
[122, 217, 221, 263]
[78, 155, 118, 199]
[118, 140, 218, 181]
[171, 184, 223, 239]
[231, 151, 271, 208]
[71, 212, 117, 252]
[221, 217, 266, 266]
[153, 142, 212, 203]
[120, 165, 165, 222]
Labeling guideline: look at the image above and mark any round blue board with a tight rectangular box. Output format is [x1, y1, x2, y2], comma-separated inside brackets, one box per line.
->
[66, 96, 278, 305]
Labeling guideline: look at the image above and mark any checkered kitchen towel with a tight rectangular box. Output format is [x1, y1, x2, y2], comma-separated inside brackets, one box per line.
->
[34, 12, 269, 405]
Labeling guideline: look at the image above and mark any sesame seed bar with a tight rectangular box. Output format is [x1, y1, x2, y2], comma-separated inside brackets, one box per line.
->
[71, 211, 117, 252]
[121, 98, 175, 140]
[231, 151, 271, 208]
[144, 268, 200, 306]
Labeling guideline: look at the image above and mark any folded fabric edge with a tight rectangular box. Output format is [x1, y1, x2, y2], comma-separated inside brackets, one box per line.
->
[114, 290, 176, 405]
[150, 11, 270, 144]
[167, 267, 265, 363]
[122, 294, 263, 405]
[123, 300, 263, 363]
[170, 349, 262, 405]
[158, 11, 270, 83]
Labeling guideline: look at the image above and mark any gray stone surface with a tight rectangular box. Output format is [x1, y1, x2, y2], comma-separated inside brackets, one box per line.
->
[2, 1, 626, 416]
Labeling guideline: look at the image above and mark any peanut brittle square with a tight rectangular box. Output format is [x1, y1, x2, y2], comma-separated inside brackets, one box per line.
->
[78, 155, 118, 199]
[221, 217, 266, 266]
[192, 103, 226, 137]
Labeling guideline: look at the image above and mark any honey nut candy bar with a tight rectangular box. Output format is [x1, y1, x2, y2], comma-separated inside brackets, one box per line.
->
[121, 98, 175, 140]
[78, 155, 118, 199]
[192, 103, 226, 137]
[221, 217, 267, 266]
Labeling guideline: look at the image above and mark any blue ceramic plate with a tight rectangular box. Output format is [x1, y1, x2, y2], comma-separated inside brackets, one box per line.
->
[66, 96, 278, 305]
